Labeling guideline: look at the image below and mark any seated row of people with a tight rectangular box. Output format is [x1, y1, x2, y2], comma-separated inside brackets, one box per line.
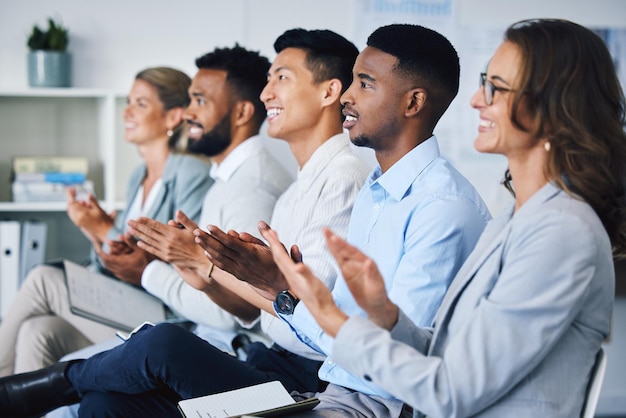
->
[0, 18, 624, 418]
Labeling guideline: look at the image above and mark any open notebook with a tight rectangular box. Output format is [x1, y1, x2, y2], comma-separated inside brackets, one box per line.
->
[178, 381, 319, 418]
[64, 259, 166, 332]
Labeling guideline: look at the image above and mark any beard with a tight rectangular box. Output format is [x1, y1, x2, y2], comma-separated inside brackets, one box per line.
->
[350, 134, 373, 148]
[186, 114, 232, 157]
[349, 117, 399, 151]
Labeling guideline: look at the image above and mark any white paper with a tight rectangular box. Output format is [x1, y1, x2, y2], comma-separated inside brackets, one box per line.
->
[178, 381, 295, 418]
[64, 259, 166, 332]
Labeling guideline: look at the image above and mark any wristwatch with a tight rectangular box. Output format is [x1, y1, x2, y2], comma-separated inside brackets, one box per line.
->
[275, 290, 300, 315]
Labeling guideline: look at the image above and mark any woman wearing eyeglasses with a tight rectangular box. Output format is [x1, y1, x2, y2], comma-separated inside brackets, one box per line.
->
[262, 19, 626, 417]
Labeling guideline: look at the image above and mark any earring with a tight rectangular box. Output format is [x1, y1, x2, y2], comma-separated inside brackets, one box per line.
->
[166, 129, 173, 138]
[544, 141, 551, 152]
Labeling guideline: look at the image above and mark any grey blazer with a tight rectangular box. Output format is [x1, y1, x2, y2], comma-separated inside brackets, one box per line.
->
[92, 153, 213, 272]
[333, 183, 614, 418]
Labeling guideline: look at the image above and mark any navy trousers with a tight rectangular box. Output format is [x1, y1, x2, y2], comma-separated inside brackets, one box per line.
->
[66, 323, 325, 417]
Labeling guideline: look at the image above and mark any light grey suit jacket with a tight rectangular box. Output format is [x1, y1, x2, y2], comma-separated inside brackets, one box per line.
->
[333, 183, 614, 418]
[92, 153, 213, 272]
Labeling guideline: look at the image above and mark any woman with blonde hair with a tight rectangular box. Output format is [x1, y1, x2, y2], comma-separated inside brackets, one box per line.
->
[0, 66, 212, 377]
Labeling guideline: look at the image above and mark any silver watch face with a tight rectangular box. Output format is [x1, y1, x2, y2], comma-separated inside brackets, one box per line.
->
[276, 291, 297, 315]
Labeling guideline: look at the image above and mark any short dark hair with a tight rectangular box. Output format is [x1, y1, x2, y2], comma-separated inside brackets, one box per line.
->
[195, 44, 270, 128]
[274, 28, 358, 94]
[367, 24, 460, 123]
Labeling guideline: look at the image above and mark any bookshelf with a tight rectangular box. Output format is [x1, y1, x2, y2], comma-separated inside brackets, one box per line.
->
[0, 88, 141, 261]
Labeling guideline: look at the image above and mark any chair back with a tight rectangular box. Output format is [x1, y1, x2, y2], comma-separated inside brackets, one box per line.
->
[581, 346, 607, 418]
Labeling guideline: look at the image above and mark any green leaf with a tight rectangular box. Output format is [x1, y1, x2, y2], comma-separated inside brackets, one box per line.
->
[27, 17, 69, 51]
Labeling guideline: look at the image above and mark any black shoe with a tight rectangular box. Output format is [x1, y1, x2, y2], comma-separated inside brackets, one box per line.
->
[0, 361, 80, 418]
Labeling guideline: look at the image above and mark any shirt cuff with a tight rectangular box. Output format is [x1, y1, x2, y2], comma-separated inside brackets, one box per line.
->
[389, 309, 418, 344]
[141, 259, 168, 289]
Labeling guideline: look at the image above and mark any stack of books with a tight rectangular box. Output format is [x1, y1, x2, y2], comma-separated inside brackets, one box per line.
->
[11, 156, 93, 202]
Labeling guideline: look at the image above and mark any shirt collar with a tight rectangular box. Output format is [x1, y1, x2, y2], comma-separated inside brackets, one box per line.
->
[209, 135, 263, 181]
[296, 133, 351, 188]
[369, 135, 440, 201]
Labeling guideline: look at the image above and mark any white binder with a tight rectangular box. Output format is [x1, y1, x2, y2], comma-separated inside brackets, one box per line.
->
[0, 220, 21, 318]
[19, 221, 47, 286]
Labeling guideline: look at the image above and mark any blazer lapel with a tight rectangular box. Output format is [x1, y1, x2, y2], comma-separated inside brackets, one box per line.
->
[144, 154, 175, 219]
[430, 183, 563, 348]
[431, 214, 512, 337]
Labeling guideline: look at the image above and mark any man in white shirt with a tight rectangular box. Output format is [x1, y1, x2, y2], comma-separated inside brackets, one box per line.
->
[45, 44, 293, 418]
[129, 27, 371, 388]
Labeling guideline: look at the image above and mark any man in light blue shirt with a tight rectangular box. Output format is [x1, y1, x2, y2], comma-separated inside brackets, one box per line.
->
[284, 136, 490, 400]
[261, 24, 490, 416]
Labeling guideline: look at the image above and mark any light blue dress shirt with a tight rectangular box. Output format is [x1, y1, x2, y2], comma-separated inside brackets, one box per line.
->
[279, 136, 491, 398]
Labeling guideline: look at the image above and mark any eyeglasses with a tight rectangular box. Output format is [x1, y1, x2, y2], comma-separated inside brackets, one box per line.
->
[480, 73, 513, 106]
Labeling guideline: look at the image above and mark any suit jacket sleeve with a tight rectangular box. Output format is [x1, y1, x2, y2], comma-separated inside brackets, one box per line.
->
[332, 207, 602, 418]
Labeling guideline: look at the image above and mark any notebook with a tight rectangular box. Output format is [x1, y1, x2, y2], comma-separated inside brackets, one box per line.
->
[178, 381, 319, 418]
[64, 259, 166, 332]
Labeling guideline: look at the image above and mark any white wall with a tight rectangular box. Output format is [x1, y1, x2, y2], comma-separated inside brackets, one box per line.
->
[460, 0, 626, 27]
[0, 0, 361, 90]
[1, 0, 624, 208]
[0, 0, 367, 177]
[2, 0, 623, 89]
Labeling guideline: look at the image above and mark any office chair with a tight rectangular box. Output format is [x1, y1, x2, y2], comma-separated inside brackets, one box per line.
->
[581, 346, 607, 418]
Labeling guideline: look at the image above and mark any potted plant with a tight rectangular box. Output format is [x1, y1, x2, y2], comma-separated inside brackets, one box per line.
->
[27, 18, 71, 87]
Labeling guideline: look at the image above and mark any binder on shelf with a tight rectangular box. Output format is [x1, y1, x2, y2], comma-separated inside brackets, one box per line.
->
[0, 220, 21, 318]
[19, 221, 47, 286]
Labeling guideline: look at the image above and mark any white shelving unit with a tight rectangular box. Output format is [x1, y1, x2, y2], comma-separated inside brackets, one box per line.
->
[0, 88, 141, 261]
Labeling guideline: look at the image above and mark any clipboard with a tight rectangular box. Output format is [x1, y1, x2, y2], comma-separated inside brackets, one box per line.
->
[64, 259, 166, 332]
[177, 381, 319, 418]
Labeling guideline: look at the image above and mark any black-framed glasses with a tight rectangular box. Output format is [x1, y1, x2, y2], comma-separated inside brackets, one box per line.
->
[480, 73, 513, 106]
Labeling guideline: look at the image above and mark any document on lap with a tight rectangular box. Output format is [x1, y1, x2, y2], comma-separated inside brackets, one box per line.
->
[115, 321, 155, 341]
[177, 380, 319, 418]
[64, 259, 166, 332]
